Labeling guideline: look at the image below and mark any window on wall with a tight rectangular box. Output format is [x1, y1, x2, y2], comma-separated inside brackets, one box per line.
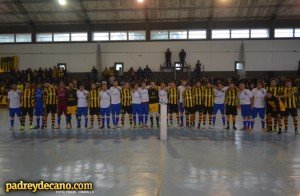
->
[53, 33, 70, 42]
[110, 32, 127, 41]
[150, 30, 168, 40]
[71, 32, 87, 41]
[128, 31, 146, 40]
[188, 30, 207, 39]
[169, 30, 187, 40]
[294, 28, 300, 37]
[36, 33, 53, 42]
[15, 33, 32, 43]
[274, 28, 294, 38]
[92, 32, 109, 41]
[231, 29, 250, 39]
[212, 29, 230, 39]
[250, 29, 269, 38]
[0, 34, 14, 43]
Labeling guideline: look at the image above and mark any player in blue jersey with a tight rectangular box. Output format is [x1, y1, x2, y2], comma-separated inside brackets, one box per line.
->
[33, 83, 45, 129]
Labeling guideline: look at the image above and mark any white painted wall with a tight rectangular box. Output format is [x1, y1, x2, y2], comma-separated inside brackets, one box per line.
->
[0, 39, 299, 72]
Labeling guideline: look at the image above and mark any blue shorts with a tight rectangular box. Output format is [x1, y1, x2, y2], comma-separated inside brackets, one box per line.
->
[132, 104, 141, 115]
[34, 106, 44, 116]
[77, 107, 88, 116]
[141, 102, 149, 115]
[241, 104, 251, 117]
[10, 108, 21, 117]
[213, 104, 225, 115]
[179, 102, 184, 113]
[100, 107, 110, 116]
[252, 107, 265, 119]
[111, 104, 121, 115]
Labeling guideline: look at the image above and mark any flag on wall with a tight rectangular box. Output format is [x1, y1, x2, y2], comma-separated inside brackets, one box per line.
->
[0, 56, 18, 72]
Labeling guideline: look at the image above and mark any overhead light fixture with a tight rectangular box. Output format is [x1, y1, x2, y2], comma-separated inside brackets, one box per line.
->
[58, 0, 66, 6]
[137, 0, 144, 3]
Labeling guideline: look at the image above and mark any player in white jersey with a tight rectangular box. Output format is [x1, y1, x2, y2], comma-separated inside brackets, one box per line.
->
[139, 82, 149, 127]
[132, 84, 142, 128]
[250, 81, 267, 131]
[7, 83, 22, 130]
[100, 83, 111, 129]
[178, 80, 186, 126]
[76, 84, 89, 129]
[159, 82, 168, 102]
[109, 81, 121, 128]
[212, 82, 228, 128]
[238, 82, 253, 130]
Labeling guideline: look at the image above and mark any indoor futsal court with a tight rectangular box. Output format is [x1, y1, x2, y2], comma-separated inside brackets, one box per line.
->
[0, 0, 300, 195]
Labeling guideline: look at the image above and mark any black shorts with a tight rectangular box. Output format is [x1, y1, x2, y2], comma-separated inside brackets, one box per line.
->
[22, 108, 33, 116]
[185, 107, 195, 115]
[284, 108, 298, 117]
[203, 106, 213, 115]
[168, 104, 178, 113]
[270, 111, 285, 118]
[121, 106, 132, 114]
[89, 107, 99, 115]
[225, 105, 238, 116]
[194, 105, 204, 113]
[266, 108, 272, 116]
[45, 104, 57, 114]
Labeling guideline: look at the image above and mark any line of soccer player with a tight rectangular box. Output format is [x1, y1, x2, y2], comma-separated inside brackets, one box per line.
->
[6, 78, 298, 134]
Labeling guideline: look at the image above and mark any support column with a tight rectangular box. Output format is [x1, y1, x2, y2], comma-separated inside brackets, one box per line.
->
[160, 104, 167, 141]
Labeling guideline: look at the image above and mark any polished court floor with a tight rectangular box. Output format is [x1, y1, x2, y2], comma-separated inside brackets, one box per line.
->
[0, 108, 299, 196]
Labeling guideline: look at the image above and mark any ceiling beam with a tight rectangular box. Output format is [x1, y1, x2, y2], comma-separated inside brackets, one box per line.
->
[208, 0, 216, 22]
[1, 16, 300, 27]
[78, 0, 91, 25]
[1, 4, 299, 15]
[12, 0, 35, 28]
[270, 0, 285, 21]
[1, 19, 300, 33]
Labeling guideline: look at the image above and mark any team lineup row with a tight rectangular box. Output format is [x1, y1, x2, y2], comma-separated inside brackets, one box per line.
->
[6, 79, 298, 135]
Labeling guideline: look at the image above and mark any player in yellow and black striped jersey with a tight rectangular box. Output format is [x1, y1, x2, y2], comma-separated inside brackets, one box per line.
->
[121, 82, 133, 126]
[43, 81, 57, 129]
[225, 82, 238, 130]
[183, 84, 195, 127]
[266, 90, 285, 134]
[279, 80, 298, 134]
[167, 81, 179, 126]
[193, 81, 204, 128]
[202, 81, 214, 127]
[20, 82, 34, 130]
[148, 82, 160, 128]
[88, 83, 101, 129]
[265, 79, 282, 132]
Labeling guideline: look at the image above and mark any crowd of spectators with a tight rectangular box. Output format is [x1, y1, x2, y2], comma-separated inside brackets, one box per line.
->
[13, 66, 67, 84]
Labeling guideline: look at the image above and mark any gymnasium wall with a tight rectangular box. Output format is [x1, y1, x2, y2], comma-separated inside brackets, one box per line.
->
[0, 39, 299, 72]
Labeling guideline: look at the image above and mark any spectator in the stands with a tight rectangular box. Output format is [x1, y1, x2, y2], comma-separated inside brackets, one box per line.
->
[179, 49, 187, 67]
[26, 68, 34, 82]
[108, 67, 115, 77]
[118, 67, 124, 81]
[103, 67, 109, 81]
[137, 67, 143, 80]
[143, 65, 152, 80]
[128, 67, 135, 81]
[91, 66, 98, 81]
[164, 48, 172, 67]
[194, 60, 202, 79]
